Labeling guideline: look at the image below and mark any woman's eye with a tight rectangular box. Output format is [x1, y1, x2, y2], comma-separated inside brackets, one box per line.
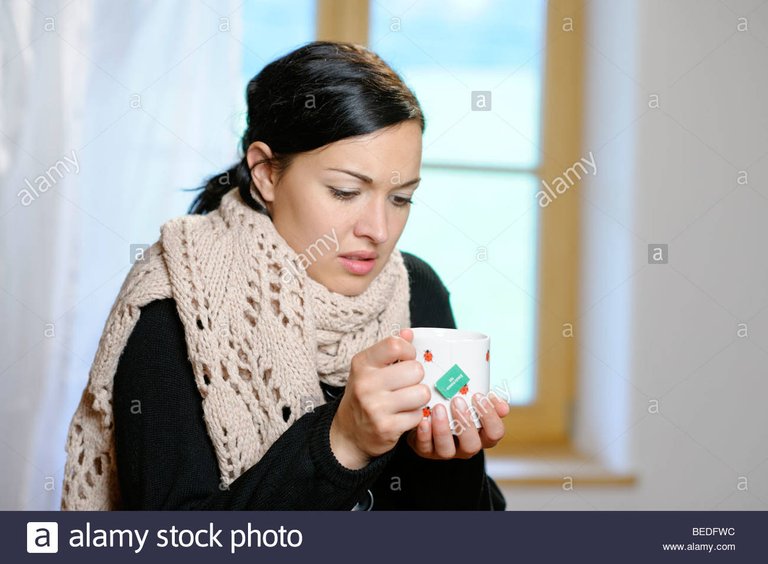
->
[392, 196, 414, 207]
[328, 187, 358, 201]
[328, 186, 413, 208]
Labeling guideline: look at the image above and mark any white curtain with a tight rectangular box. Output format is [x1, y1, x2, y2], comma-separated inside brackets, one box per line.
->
[0, 0, 243, 509]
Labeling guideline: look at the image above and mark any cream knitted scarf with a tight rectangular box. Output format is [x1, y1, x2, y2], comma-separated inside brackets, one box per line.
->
[61, 188, 411, 510]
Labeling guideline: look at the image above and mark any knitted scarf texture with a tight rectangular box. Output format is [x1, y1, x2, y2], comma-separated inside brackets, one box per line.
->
[61, 188, 411, 510]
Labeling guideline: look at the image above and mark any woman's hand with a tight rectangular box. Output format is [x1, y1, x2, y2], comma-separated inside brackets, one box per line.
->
[330, 328, 429, 469]
[406, 392, 510, 460]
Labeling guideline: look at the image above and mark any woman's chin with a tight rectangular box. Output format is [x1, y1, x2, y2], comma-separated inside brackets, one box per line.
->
[331, 277, 371, 297]
[304, 269, 363, 296]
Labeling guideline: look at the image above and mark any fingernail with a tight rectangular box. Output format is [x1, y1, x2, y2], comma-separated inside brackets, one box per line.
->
[434, 404, 447, 420]
[454, 396, 468, 411]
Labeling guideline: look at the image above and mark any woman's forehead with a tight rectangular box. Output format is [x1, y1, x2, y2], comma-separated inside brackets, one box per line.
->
[299, 123, 423, 173]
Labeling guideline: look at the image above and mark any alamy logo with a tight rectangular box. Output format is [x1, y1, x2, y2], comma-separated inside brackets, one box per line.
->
[27, 522, 59, 553]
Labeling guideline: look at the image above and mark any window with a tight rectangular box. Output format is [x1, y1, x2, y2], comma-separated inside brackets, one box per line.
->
[241, 0, 316, 73]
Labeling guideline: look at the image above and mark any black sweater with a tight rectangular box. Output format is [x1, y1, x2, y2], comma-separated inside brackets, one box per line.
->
[113, 251, 506, 510]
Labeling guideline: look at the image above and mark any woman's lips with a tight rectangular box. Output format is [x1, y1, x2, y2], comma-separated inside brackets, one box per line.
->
[338, 256, 376, 275]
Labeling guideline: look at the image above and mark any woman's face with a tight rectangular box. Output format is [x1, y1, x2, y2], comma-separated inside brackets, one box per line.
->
[247, 120, 422, 296]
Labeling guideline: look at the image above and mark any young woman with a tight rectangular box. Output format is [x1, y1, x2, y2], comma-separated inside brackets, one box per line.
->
[61, 41, 509, 510]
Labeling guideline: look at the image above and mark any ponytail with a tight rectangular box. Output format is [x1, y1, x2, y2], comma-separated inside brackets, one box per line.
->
[187, 158, 268, 215]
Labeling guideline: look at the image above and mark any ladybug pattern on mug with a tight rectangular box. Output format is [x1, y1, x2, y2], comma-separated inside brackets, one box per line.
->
[413, 331, 490, 428]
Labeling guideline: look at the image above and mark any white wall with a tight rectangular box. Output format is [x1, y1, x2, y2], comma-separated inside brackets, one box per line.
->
[500, 0, 768, 509]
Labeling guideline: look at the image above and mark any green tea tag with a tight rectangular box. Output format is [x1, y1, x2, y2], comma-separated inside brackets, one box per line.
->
[435, 364, 470, 399]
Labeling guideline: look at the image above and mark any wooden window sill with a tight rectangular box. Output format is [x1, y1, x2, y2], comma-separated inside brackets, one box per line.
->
[486, 445, 637, 487]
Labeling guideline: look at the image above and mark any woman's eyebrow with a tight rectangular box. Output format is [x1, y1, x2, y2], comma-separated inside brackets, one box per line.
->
[326, 168, 420, 188]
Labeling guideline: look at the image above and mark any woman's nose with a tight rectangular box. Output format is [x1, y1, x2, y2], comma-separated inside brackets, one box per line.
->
[353, 197, 388, 245]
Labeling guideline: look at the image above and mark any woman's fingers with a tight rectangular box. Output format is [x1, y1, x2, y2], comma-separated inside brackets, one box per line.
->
[430, 404, 456, 457]
[451, 396, 482, 457]
[362, 334, 415, 369]
[408, 393, 511, 460]
[388, 383, 431, 412]
[473, 393, 506, 446]
[493, 393, 511, 418]
[412, 417, 433, 455]
[379, 360, 425, 392]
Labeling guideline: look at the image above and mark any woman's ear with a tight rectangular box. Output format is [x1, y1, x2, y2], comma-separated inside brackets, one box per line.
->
[245, 141, 277, 203]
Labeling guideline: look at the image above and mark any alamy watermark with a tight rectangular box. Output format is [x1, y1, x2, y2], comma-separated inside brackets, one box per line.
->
[17, 149, 80, 206]
[280, 228, 339, 284]
[536, 151, 596, 207]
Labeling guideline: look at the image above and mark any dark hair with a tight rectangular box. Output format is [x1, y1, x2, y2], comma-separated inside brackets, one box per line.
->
[188, 41, 425, 215]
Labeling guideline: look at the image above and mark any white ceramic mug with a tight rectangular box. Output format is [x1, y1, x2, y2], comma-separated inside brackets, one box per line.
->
[411, 327, 490, 434]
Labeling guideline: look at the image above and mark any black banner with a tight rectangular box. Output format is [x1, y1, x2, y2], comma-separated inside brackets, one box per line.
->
[7, 510, 767, 562]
